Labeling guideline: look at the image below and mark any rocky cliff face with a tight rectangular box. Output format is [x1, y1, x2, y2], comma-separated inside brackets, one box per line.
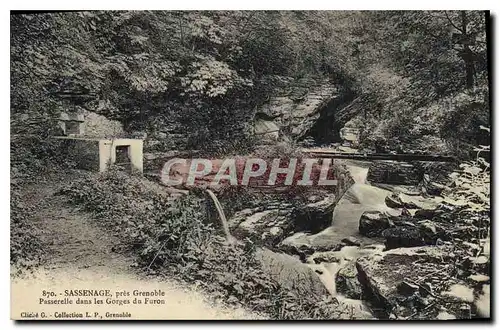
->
[254, 77, 345, 143]
[142, 76, 354, 152]
[252, 78, 358, 143]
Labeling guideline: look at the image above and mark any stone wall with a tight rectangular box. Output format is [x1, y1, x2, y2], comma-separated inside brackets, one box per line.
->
[366, 161, 456, 187]
[367, 161, 422, 186]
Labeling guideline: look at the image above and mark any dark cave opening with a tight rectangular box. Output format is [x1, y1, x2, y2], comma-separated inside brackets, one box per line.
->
[300, 91, 357, 146]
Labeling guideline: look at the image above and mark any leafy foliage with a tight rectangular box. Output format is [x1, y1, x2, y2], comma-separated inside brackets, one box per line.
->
[444, 128, 490, 213]
[11, 11, 347, 154]
[11, 11, 489, 158]
[10, 181, 44, 268]
[352, 11, 489, 155]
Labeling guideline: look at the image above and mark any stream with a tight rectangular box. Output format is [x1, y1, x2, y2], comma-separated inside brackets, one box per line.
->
[302, 160, 400, 318]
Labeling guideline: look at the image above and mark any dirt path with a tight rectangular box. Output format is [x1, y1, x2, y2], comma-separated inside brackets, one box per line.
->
[11, 177, 262, 320]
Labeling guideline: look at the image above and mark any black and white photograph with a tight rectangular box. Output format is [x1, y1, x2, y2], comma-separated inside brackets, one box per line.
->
[9, 9, 491, 321]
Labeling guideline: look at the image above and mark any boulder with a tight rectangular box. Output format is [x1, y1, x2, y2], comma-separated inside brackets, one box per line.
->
[230, 208, 294, 247]
[279, 227, 377, 255]
[359, 211, 391, 237]
[279, 231, 341, 255]
[255, 248, 329, 298]
[292, 195, 336, 233]
[341, 236, 362, 247]
[382, 227, 425, 250]
[333, 163, 356, 204]
[384, 193, 404, 208]
[417, 219, 447, 242]
[336, 262, 363, 299]
[413, 208, 439, 220]
[385, 192, 443, 210]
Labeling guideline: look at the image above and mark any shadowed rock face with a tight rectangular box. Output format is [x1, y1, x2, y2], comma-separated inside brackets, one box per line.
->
[381, 227, 425, 249]
[359, 211, 391, 237]
[336, 262, 363, 299]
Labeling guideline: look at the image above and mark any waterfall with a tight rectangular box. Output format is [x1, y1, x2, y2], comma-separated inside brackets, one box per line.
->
[205, 189, 235, 244]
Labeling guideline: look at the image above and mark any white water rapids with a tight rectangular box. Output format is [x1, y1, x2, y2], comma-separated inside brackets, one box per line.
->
[304, 161, 396, 318]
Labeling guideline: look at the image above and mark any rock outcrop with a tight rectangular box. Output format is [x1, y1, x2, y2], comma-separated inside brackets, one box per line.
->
[255, 78, 339, 141]
[229, 207, 294, 247]
[336, 262, 363, 299]
[279, 230, 343, 255]
[356, 245, 488, 319]
[359, 211, 392, 237]
[227, 194, 336, 248]
[385, 192, 443, 210]
[255, 248, 329, 298]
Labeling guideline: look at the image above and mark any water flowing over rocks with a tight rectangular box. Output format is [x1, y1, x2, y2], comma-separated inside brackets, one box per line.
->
[228, 194, 337, 248]
[278, 182, 394, 254]
[212, 138, 488, 319]
[474, 285, 490, 318]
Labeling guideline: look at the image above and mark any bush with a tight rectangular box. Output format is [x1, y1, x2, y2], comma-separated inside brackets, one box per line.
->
[10, 181, 44, 268]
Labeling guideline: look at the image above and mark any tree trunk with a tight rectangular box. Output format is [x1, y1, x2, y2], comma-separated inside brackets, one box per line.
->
[462, 11, 475, 89]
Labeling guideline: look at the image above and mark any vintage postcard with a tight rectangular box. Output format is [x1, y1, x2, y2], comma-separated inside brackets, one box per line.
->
[10, 10, 491, 320]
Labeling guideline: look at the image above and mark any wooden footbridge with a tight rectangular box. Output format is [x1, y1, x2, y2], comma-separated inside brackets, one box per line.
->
[302, 148, 457, 162]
